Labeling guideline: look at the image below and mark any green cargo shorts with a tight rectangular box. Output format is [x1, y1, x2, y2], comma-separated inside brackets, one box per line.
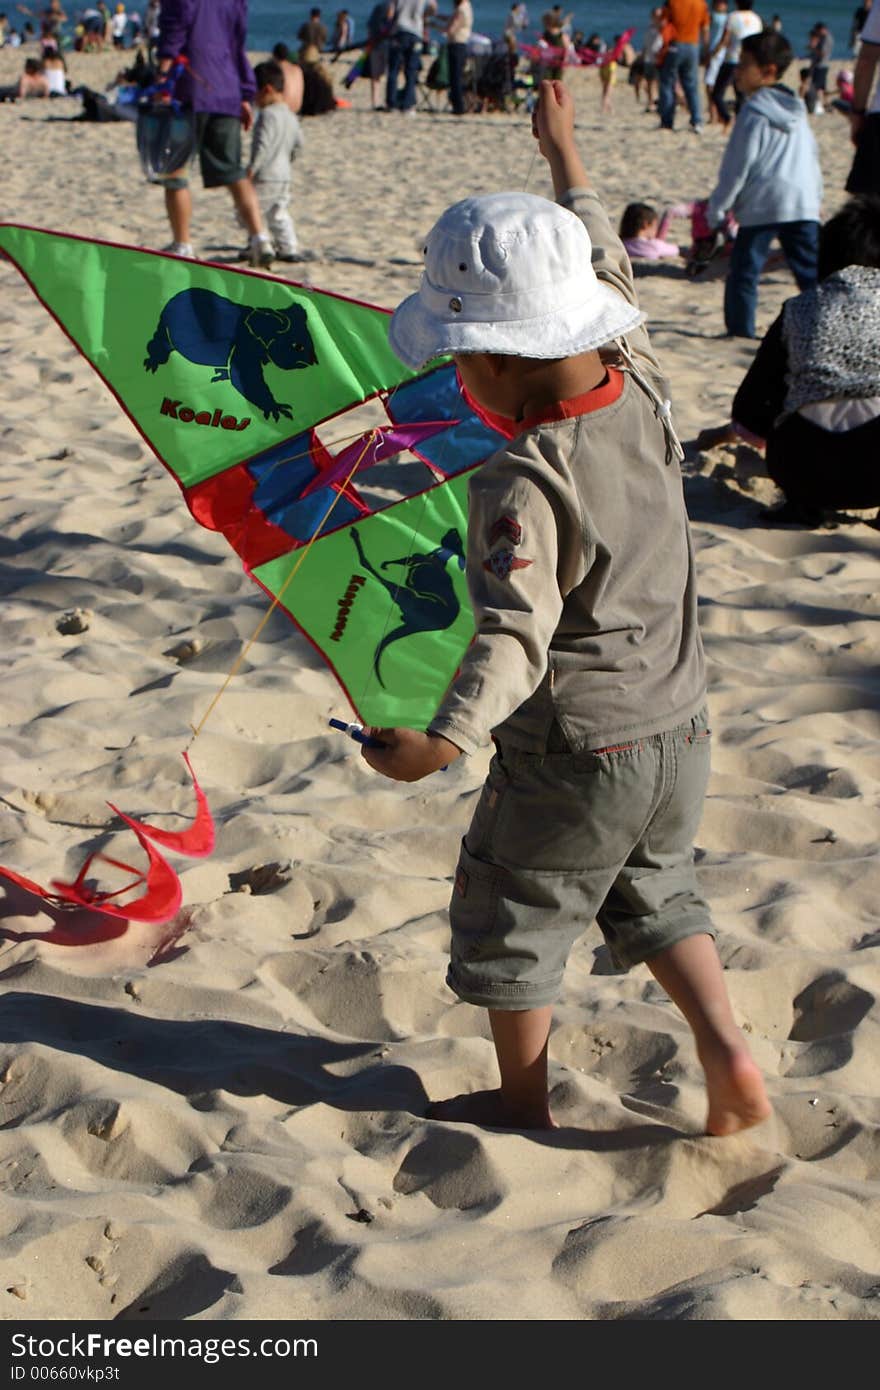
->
[448, 708, 715, 1009]
[162, 113, 245, 191]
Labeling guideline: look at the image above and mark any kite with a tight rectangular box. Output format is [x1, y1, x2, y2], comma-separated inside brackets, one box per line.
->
[0, 226, 511, 922]
[342, 42, 374, 90]
[0, 754, 213, 924]
[342, 15, 396, 91]
[519, 28, 635, 69]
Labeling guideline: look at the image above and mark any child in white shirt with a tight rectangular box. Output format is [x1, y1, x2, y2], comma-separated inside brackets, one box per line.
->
[249, 59, 307, 262]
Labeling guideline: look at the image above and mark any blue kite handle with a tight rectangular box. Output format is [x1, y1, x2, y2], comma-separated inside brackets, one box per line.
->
[328, 719, 449, 769]
[350, 728, 387, 750]
[328, 718, 386, 750]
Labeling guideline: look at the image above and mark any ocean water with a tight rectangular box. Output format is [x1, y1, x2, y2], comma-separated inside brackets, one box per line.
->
[247, 0, 860, 61]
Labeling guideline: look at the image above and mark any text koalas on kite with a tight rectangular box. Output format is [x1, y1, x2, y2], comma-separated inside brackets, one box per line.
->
[160, 399, 251, 430]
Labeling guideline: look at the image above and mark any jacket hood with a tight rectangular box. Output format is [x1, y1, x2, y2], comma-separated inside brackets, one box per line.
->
[746, 83, 805, 131]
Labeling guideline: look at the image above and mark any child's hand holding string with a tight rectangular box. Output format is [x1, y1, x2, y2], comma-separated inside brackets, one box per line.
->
[532, 79, 590, 198]
[532, 78, 574, 156]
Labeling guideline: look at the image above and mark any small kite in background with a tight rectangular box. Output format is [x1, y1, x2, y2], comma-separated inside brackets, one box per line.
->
[519, 27, 635, 69]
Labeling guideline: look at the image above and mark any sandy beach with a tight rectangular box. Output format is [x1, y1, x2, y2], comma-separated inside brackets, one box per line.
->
[0, 46, 879, 1321]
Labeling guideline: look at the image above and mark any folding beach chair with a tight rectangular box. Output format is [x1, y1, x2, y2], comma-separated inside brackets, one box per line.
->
[418, 44, 450, 111]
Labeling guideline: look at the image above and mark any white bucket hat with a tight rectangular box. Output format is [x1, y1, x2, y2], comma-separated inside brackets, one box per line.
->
[389, 191, 644, 370]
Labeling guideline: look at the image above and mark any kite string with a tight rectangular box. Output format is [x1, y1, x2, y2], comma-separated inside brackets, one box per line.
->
[187, 431, 378, 747]
[350, 382, 436, 721]
[348, 382, 398, 719]
[243, 420, 388, 486]
[522, 141, 539, 193]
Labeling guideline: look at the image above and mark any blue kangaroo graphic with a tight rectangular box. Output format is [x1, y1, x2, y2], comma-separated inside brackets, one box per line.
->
[350, 525, 466, 688]
[144, 288, 317, 422]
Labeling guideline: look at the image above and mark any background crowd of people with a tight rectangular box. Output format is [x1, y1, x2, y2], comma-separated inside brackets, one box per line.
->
[1, 0, 877, 524]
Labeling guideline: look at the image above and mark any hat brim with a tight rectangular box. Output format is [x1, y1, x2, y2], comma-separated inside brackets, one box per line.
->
[389, 283, 645, 371]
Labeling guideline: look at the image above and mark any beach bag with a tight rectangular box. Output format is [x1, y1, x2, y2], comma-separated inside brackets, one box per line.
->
[135, 60, 196, 183]
[426, 46, 449, 90]
[137, 103, 196, 180]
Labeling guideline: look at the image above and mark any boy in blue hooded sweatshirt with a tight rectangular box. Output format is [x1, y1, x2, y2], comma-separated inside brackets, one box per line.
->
[708, 29, 823, 338]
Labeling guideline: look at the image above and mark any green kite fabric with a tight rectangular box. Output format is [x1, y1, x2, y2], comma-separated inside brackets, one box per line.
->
[0, 225, 512, 728]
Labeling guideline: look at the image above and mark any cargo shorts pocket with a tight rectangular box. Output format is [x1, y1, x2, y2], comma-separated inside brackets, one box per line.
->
[681, 705, 711, 745]
[449, 838, 501, 967]
[463, 748, 510, 860]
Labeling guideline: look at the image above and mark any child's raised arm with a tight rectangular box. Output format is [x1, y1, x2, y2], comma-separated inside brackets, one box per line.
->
[532, 80, 666, 390]
[532, 79, 588, 194]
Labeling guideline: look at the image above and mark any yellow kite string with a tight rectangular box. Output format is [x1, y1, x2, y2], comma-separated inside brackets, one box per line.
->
[187, 429, 379, 744]
[522, 142, 539, 193]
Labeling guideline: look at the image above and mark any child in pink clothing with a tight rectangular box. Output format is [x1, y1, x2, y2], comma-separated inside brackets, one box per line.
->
[619, 201, 692, 260]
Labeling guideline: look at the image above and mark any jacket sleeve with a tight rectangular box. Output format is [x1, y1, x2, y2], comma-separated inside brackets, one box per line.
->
[249, 112, 269, 176]
[236, 0, 257, 101]
[427, 451, 585, 755]
[707, 115, 758, 225]
[558, 185, 667, 392]
[157, 0, 195, 56]
[732, 312, 789, 438]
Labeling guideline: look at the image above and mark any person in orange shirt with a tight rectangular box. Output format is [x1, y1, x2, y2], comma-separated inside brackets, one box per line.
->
[658, 0, 711, 130]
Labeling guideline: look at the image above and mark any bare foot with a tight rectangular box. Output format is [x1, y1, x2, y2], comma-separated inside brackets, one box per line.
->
[699, 1043, 772, 1137]
[426, 1088, 558, 1131]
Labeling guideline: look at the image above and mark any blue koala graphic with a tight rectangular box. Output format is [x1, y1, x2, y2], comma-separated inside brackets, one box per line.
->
[144, 288, 318, 422]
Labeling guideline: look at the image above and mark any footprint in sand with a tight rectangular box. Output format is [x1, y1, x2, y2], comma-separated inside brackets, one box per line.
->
[56, 608, 91, 635]
[228, 862, 292, 896]
[162, 636, 204, 664]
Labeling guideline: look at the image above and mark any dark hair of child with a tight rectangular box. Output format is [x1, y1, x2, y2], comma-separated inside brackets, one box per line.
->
[739, 29, 794, 78]
[254, 59, 285, 92]
[23, 57, 43, 74]
[619, 202, 658, 241]
[817, 194, 880, 279]
[272, 41, 290, 61]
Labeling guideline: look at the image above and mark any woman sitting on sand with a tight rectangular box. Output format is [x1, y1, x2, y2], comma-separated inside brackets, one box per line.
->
[698, 195, 880, 526]
[42, 43, 70, 95]
[0, 57, 50, 101]
[299, 42, 338, 115]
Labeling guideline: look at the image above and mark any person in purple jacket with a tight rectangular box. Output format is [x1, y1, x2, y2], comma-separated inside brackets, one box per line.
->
[155, 0, 274, 266]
